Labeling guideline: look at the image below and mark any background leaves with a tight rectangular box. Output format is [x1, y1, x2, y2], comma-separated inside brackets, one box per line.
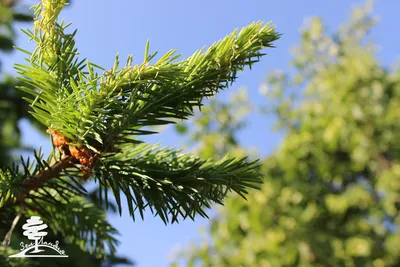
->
[173, 2, 400, 266]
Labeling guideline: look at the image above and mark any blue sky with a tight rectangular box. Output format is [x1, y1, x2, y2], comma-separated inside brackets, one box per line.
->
[3, 0, 399, 266]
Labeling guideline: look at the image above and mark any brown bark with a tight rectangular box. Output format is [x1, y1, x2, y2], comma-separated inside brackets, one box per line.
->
[2, 156, 77, 208]
[23, 156, 76, 191]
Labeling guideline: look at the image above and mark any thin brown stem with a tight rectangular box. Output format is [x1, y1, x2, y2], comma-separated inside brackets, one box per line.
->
[23, 156, 76, 191]
[1, 156, 78, 208]
[2, 205, 24, 246]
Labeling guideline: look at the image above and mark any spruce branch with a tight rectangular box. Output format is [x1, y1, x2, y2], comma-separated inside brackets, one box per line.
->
[22, 155, 75, 191]
[15, 20, 279, 150]
[96, 144, 262, 223]
[1, 0, 281, 257]
[0, 149, 83, 208]
[0, 153, 117, 258]
[31, 195, 119, 257]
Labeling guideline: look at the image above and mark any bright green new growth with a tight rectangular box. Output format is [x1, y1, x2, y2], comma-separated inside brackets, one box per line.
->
[0, 0, 280, 258]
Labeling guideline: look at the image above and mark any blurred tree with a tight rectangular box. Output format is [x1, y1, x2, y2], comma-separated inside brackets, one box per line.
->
[0, 0, 34, 166]
[173, 2, 400, 267]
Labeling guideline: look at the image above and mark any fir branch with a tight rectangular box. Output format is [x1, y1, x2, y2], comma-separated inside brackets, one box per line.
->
[23, 155, 75, 191]
[95, 144, 262, 224]
[0, 0, 284, 262]
[27, 195, 119, 258]
[0, 153, 78, 208]
[10, 190, 119, 258]
[1, 155, 116, 257]
[6, 0, 280, 231]
[15, 20, 279, 151]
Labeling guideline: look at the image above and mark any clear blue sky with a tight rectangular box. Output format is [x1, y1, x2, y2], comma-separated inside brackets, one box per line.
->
[3, 0, 399, 266]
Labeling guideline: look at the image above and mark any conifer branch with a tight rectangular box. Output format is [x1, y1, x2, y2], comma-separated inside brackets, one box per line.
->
[0, 153, 79, 208]
[1, 0, 280, 258]
[96, 143, 262, 223]
[23, 155, 75, 190]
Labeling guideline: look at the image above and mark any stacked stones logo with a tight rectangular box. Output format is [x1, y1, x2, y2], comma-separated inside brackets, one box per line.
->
[9, 216, 68, 258]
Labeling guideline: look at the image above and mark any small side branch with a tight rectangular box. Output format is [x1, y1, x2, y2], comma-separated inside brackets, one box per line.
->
[23, 155, 76, 191]
[2, 156, 77, 208]
[2, 205, 25, 246]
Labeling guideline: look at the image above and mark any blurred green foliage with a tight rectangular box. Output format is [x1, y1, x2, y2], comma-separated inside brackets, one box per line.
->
[0, 1, 40, 265]
[0, 0, 34, 166]
[173, 2, 400, 266]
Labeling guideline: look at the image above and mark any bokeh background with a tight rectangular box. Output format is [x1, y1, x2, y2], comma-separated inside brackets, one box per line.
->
[1, 0, 399, 266]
